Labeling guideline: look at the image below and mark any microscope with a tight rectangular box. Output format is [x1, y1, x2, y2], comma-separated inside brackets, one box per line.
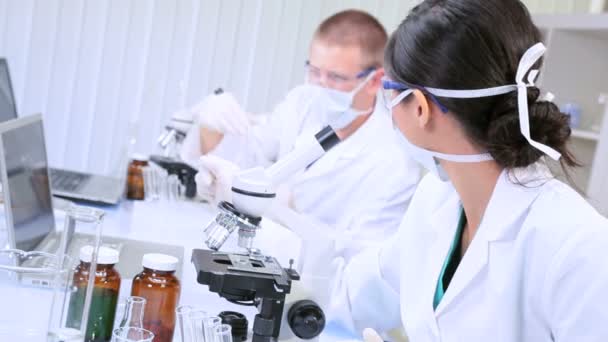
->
[157, 88, 224, 157]
[192, 125, 340, 342]
[156, 110, 192, 159]
[152, 89, 226, 199]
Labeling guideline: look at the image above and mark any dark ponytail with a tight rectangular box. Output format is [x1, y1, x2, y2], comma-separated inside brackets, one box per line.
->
[486, 87, 577, 169]
[385, 0, 578, 174]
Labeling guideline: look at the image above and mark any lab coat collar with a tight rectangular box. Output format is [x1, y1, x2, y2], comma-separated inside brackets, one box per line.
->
[480, 163, 552, 242]
[431, 163, 552, 316]
[422, 189, 462, 331]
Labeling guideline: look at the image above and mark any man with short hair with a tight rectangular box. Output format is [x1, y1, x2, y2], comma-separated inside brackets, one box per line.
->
[182, 9, 420, 260]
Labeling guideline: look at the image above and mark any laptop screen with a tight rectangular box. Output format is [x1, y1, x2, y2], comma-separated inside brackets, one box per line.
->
[1, 117, 54, 251]
[0, 59, 18, 122]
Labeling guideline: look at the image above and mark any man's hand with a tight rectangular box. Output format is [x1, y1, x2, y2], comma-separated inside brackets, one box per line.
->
[195, 155, 240, 205]
[195, 92, 249, 134]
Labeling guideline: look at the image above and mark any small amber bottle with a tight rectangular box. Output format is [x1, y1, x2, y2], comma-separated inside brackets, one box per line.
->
[126, 154, 148, 200]
[67, 246, 121, 342]
[131, 253, 181, 342]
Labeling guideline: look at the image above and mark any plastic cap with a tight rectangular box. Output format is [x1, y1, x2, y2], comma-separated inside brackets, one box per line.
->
[80, 245, 120, 265]
[287, 300, 325, 339]
[131, 153, 148, 162]
[142, 253, 179, 271]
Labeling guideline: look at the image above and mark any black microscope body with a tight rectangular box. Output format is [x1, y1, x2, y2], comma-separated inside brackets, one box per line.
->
[192, 249, 300, 342]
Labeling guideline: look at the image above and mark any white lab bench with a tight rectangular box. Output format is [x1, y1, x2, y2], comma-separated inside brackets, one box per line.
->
[98, 200, 304, 316]
[0, 198, 359, 341]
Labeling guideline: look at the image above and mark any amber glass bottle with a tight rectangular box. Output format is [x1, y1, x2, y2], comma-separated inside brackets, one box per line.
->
[67, 246, 121, 342]
[126, 154, 148, 200]
[131, 253, 180, 342]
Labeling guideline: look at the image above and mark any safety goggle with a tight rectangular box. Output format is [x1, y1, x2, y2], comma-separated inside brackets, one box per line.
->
[305, 61, 376, 86]
[381, 78, 449, 113]
[378, 42, 561, 162]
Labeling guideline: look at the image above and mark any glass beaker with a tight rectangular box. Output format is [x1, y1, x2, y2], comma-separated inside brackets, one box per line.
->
[175, 305, 195, 342]
[173, 308, 226, 342]
[214, 324, 233, 342]
[204, 316, 222, 342]
[118, 296, 146, 329]
[111, 327, 154, 342]
[0, 251, 79, 341]
[189, 310, 211, 342]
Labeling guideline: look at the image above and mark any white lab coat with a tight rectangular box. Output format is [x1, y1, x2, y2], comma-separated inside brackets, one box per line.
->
[210, 85, 421, 260]
[331, 165, 608, 341]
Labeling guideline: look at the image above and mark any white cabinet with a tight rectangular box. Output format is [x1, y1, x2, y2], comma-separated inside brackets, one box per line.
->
[588, 103, 608, 215]
[534, 14, 608, 215]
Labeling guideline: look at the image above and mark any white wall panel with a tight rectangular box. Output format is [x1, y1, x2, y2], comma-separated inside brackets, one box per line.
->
[3, 0, 35, 110]
[85, 0, 132, 173]
[133, 0, 177, 161]
[247, 0, 284, 113]
[0, 0, 591, 175]
[266, 0, 302, 110]
[186, 0, 221, 107]
[62, 1, 109, 170]
[44, 0, 85, 169]
[227, 0, 262, 110]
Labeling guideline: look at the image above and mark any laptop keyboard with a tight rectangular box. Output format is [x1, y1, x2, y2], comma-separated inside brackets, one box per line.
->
[50, 169, 91, 192]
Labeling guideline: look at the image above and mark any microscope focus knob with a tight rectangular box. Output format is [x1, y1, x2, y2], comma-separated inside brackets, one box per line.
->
[287, 300, 326, 340]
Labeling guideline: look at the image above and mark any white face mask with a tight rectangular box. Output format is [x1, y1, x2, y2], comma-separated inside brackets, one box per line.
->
[386, 43, 560, 182]
[306, 71, 376, 130]
[392, 121, 493, 182]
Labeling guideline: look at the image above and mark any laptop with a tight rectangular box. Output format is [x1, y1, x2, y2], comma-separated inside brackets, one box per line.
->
[0, 114, 183, 285]
[0, 58, 124, 205]
[0, 114, 116, 254]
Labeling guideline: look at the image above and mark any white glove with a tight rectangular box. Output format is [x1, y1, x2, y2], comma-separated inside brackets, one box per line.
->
[195, 155, 239, 205]
[192, 92, 250, 135]
[363, 328, 384, 342]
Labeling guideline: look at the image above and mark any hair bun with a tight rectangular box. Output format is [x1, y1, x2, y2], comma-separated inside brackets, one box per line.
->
[486, 87, 572, 168]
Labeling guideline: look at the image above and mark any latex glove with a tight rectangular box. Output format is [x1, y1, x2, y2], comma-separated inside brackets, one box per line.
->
[192, 92, 250, 135]
[363, 328, 384, 342]
[195, 155, 239, 205]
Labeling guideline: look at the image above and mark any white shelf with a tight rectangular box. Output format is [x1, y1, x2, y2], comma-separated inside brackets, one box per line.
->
[571, 128, 601, 141]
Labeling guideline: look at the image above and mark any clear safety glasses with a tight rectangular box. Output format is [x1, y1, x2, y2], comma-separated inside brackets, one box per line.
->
[305, 60, 375, 88]
[381, 78, 448, 112]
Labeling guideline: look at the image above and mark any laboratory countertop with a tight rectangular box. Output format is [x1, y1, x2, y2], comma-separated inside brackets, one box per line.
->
[0, 199, 360, 342]
[95, 200, 303, 313]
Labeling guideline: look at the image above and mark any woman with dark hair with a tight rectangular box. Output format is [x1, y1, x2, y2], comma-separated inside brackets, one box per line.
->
[329, 0, 608, 340]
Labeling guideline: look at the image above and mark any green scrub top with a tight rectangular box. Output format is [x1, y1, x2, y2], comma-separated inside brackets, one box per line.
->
[433, 209, 467, 310]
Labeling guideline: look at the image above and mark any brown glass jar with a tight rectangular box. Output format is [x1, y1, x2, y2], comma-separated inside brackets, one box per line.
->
[126, 154, 148, 200]
[67, 246, 121, 342]
[131, 253, 181, 342]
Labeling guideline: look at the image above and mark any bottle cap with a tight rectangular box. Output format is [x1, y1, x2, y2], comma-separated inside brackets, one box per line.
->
[80, 245, 120, 265]
[131, 153, 148, 162]
[142, 253, 179, 272]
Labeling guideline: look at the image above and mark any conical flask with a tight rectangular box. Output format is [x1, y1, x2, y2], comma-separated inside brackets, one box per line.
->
[118, 296, 146, 329]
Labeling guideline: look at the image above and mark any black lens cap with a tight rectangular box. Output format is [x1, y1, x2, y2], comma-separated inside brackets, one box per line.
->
[219, 311, 248, 341]
[287, 300, 326, 340]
